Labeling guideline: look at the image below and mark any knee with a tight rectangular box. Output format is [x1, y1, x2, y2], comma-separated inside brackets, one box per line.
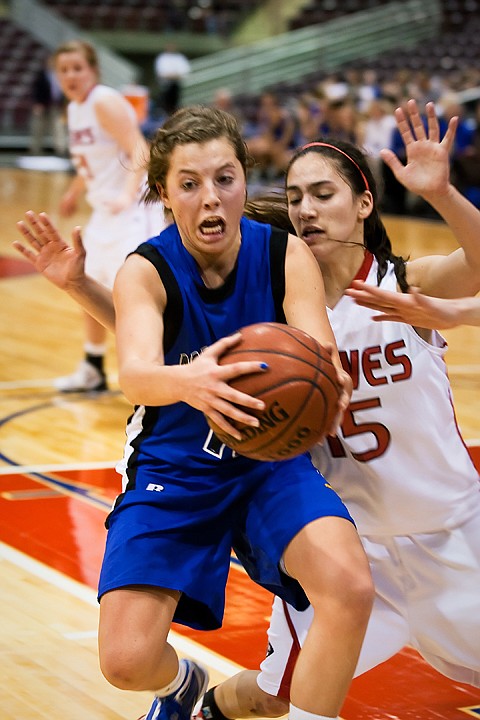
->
[255, 691, 289, 717]
[345, 564, 375, 620]
[306, 557, 375, 625]
[99, 644, 149, 691]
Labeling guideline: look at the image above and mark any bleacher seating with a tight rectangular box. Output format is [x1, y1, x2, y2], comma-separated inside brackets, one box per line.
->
[40, 0, 260, 35]
[0, 19, 51, 135]
[289, 0, 479, 33]
[289, 0, 395, 31]
[0, 0, 479, 142]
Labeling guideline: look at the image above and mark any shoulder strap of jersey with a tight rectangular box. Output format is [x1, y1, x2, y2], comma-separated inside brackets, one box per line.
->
[270, 227, 288, 324]
[132, 242, 183, 354]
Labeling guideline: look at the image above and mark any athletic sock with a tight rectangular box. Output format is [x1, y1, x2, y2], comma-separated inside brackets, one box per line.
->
[84, 342, 106, 374]
[85, 352, 105, 374]
[155, 658, 188, 698]
[289, 704, 338, 720]
[198, 687, 231, 720]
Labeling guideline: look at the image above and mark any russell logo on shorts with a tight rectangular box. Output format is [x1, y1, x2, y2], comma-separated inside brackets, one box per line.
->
[146, 483, 164, 492]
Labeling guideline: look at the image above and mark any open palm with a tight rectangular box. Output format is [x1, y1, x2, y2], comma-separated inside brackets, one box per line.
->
[380, 99, 457, 198]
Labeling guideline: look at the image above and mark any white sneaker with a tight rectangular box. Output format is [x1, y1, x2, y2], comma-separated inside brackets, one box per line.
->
[54, 360, 107, 393]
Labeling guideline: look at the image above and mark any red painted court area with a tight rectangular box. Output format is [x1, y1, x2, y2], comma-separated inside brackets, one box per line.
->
[1, 462, 479, 719]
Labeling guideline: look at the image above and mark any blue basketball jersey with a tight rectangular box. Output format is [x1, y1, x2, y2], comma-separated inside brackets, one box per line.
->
[100, 218, 355, 627]
[124, 217, 288, 477]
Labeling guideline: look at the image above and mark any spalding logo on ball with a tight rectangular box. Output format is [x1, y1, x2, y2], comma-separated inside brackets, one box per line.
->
[206, 322, 341, 462]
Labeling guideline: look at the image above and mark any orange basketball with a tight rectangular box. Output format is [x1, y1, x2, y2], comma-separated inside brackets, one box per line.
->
[206, 322, 341, 461]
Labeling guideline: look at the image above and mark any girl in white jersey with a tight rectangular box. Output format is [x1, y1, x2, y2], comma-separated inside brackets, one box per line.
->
[187, 99, 480, 720]
[52, 40, 163, 392]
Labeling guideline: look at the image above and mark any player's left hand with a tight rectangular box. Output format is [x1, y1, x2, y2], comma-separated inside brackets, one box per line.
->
[380, 99, 457, 199]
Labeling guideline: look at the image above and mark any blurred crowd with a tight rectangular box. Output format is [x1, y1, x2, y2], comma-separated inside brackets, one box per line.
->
[202, 65, 480, 214]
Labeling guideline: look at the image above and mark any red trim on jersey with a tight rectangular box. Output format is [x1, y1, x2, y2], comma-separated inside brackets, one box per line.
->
[350, 250, 374, 285]
[278, 600, 302, 699]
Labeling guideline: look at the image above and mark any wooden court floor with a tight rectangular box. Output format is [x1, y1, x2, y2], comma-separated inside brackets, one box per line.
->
[0, 165, 480, 719]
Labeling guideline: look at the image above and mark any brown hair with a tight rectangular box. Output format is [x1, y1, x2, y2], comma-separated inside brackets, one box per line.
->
[244, 192, 295, 234]
[52, 40, 100, 76]
[144, 105, 253, 204]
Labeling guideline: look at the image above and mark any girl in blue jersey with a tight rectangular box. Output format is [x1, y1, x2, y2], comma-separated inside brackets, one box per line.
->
[15, 106, 373, 720]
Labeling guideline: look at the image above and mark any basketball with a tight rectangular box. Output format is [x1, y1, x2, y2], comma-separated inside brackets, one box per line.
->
[206, 322, 341, 461]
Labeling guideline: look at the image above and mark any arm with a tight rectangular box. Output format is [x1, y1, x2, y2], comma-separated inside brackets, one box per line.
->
[283, 234, 352, 431]
[13, 211, 115, 332]
[381, 99, 480, 298]
[346, 280, 480, 329]
[59, 173, 86, 217]
[113, 255, 271, 438]
[95, 92, 150, 214]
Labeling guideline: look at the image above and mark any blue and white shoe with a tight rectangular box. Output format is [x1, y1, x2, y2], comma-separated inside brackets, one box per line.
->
[143, 659, 209, 720]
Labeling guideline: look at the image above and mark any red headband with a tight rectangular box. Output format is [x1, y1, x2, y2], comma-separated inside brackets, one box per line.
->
[301, 142, 370, 192]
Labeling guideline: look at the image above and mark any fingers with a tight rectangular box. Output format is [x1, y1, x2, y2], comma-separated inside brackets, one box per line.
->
[210, 331, 242, 358]
[328, 384, 350, 437]
[71, 226, 85, 253]
[346, 283, 410, 317]
[379, 147, 403, 176]
[394, 99, 443, 145]
[12, 240, 36, 264]
[18, 210, 70, 250]
[219, 362, 268, 416]
[196, 337, 269, 438]
[394, 101, 421, 145]
[16, 218, 50, 257]
[371, 312, 402, 323]
[347, 280, 397, 305]
[206, 399, 260, 441]
[205, 373, 267, 441]
[442, 114, 458, 154]
[423, 101, 440, 143]
[405, 98, 427, 142]
[17, 211, 51, 248]
[16, 220, 39, 250]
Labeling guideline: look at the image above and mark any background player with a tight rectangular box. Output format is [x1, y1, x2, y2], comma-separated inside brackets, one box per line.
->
[52, 39, 164, 392]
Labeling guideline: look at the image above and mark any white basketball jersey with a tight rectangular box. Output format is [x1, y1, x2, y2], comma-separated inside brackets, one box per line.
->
[311, 253, 480, 535]
[67, 84, 140, 210]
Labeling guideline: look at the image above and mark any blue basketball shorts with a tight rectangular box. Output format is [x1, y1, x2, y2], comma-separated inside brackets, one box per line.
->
[98, 453, 354, 630]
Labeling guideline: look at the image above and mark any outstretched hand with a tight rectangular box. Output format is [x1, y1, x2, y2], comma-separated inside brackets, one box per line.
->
[380, 99, 457, 199]
[13, 211, 86, 290]
[346, 280, 466, 330]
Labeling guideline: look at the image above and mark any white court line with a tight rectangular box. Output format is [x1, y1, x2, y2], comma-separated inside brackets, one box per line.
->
[0, 373, 118, 391]
[0, 542, 244, 678]
[0, 460, 117, 475]
[0, 378, 57, 390]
